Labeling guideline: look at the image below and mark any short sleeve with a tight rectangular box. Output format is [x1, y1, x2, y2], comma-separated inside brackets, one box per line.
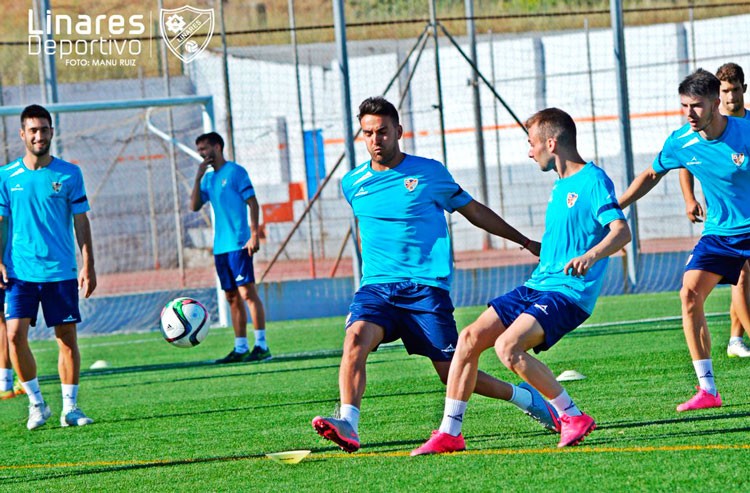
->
[199, 173, 210, 204]
[652, 136, 682, 174]
[591, 172, 625, 227]
[70, 167, 90, 215]
[0, 174, 8, 217]
[431, 163, 473, 213]
[235, 166, 255, 201]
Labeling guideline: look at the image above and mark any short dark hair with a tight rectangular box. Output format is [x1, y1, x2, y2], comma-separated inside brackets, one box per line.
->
[195, 131, 224, 150]
[716, 62, 745, 86]
[525, 107, 577, 147]
[357, 97, 399, 125]
[679, 69, 720, 99]
[20, 104, 52, 128]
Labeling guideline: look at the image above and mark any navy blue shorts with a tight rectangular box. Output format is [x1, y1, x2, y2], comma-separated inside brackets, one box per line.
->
[346, 282, 457, 361]
[5, 278, 81, 327]
[214, 248, 256, 291]
[488, 286, 590, 353]
[685, 233, 750, 285]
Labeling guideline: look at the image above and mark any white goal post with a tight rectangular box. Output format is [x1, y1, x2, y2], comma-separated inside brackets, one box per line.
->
[0, 95, 230, 326]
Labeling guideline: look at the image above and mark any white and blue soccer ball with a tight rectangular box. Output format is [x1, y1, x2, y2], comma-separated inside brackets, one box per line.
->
[160, 297, 209, 348]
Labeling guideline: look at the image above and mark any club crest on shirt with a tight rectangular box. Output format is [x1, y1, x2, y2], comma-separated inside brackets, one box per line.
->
[221, 178, 227, 187]
[404, 177, 419, 192]
[51, 181, 62, 193]
[566, 192, 578, 208]
[732, 153, 745, 166]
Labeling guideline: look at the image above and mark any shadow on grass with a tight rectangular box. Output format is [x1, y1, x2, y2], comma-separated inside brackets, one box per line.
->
[38, 345, 408, 384]
[95, 356, 410, 391]
[603, 409, 750, 430]
[570, 324, 682, 338]
[0, 448, 337, 485]
[69, 379, 439, 426]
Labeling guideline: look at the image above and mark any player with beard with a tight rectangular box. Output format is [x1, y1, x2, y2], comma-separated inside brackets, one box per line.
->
[0, 104, 96, 429]
[312, 97, 557, 453]
[191, 132, 270, 364]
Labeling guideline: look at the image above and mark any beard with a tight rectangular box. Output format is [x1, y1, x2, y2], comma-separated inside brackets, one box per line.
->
[29, 141, 51, 156]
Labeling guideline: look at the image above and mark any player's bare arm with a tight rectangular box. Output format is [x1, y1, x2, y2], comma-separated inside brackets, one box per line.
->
[245, 196, 261, 254]
[456, 199, 540, 256]
[565, 219, 631, 277]
[678, 168, 704, 223]
[189, 158, 212, 212]
[74, 212, 97, 298]
[618, 167, 665, 209]
[0, 216, 8, 287]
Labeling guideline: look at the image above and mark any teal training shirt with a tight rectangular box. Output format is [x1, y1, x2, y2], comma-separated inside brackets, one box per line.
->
[199, 161, 256, 254]
[653, 116, 750, 236]
[0, 157, 90, 282]
[524, 163, 625, 314]
[342, 154, 472, 291]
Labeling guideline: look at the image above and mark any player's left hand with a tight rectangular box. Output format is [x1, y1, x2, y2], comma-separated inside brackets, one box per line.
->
[245, 237, 260, 256]
[564, 255, 593, 277]
[0, 263, 7, 289]
[79, 266, 97, 298]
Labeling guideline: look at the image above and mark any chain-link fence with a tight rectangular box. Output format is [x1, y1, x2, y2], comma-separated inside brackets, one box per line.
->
[1, 1, 749, 301]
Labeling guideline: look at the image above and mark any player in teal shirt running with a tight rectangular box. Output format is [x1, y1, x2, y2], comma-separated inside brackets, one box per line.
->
[679, 63, 750, 359]
[313, 97, 545, 453]
[0, 104, 96, 430]
[620, 69, 750, 412]
[190, 132, 270, 364]
[413, 108, 630, 455]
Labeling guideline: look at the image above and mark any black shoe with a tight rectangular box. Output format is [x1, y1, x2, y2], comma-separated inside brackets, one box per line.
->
[243, 346, 272, 362]
[215, 349, 247, 364]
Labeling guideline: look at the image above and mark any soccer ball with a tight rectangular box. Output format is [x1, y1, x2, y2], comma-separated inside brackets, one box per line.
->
[160, 297, 209, 348]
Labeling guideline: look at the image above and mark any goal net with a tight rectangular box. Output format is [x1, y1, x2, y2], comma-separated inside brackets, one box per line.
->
[0, 88, 219, 338]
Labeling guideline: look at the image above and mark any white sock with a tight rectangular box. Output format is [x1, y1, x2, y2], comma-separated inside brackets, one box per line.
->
[693, 359, 717, 395]
[508, 384, 533, 412]
[62, 384, 78, 412]
[438, 398, 467, 437]
[234, 337, 249, 353]
[729, 336, 743, 346]
[0, 368, 13, 392]
[21, 378, 44, 406]
[340, 404, 360, 433]
[254, 329, 267, 350]
[550, 389, 582, 417]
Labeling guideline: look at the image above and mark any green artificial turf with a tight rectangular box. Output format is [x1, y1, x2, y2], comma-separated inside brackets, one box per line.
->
[1, 287, 748, 492]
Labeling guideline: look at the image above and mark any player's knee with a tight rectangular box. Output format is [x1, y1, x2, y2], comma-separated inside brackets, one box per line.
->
[343, 327, 365, 350]
[457, 324, 485, 354]
[239, 285, 261, 303]
[494, 338, 519, 372]
[244, 291, 262, 306]
[343, 325, 376, 355]
[680, 285, 704, 308]
[57, 342, 77, 358]
[224, 290, 238, 304]
[6, 329, 25, 348]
